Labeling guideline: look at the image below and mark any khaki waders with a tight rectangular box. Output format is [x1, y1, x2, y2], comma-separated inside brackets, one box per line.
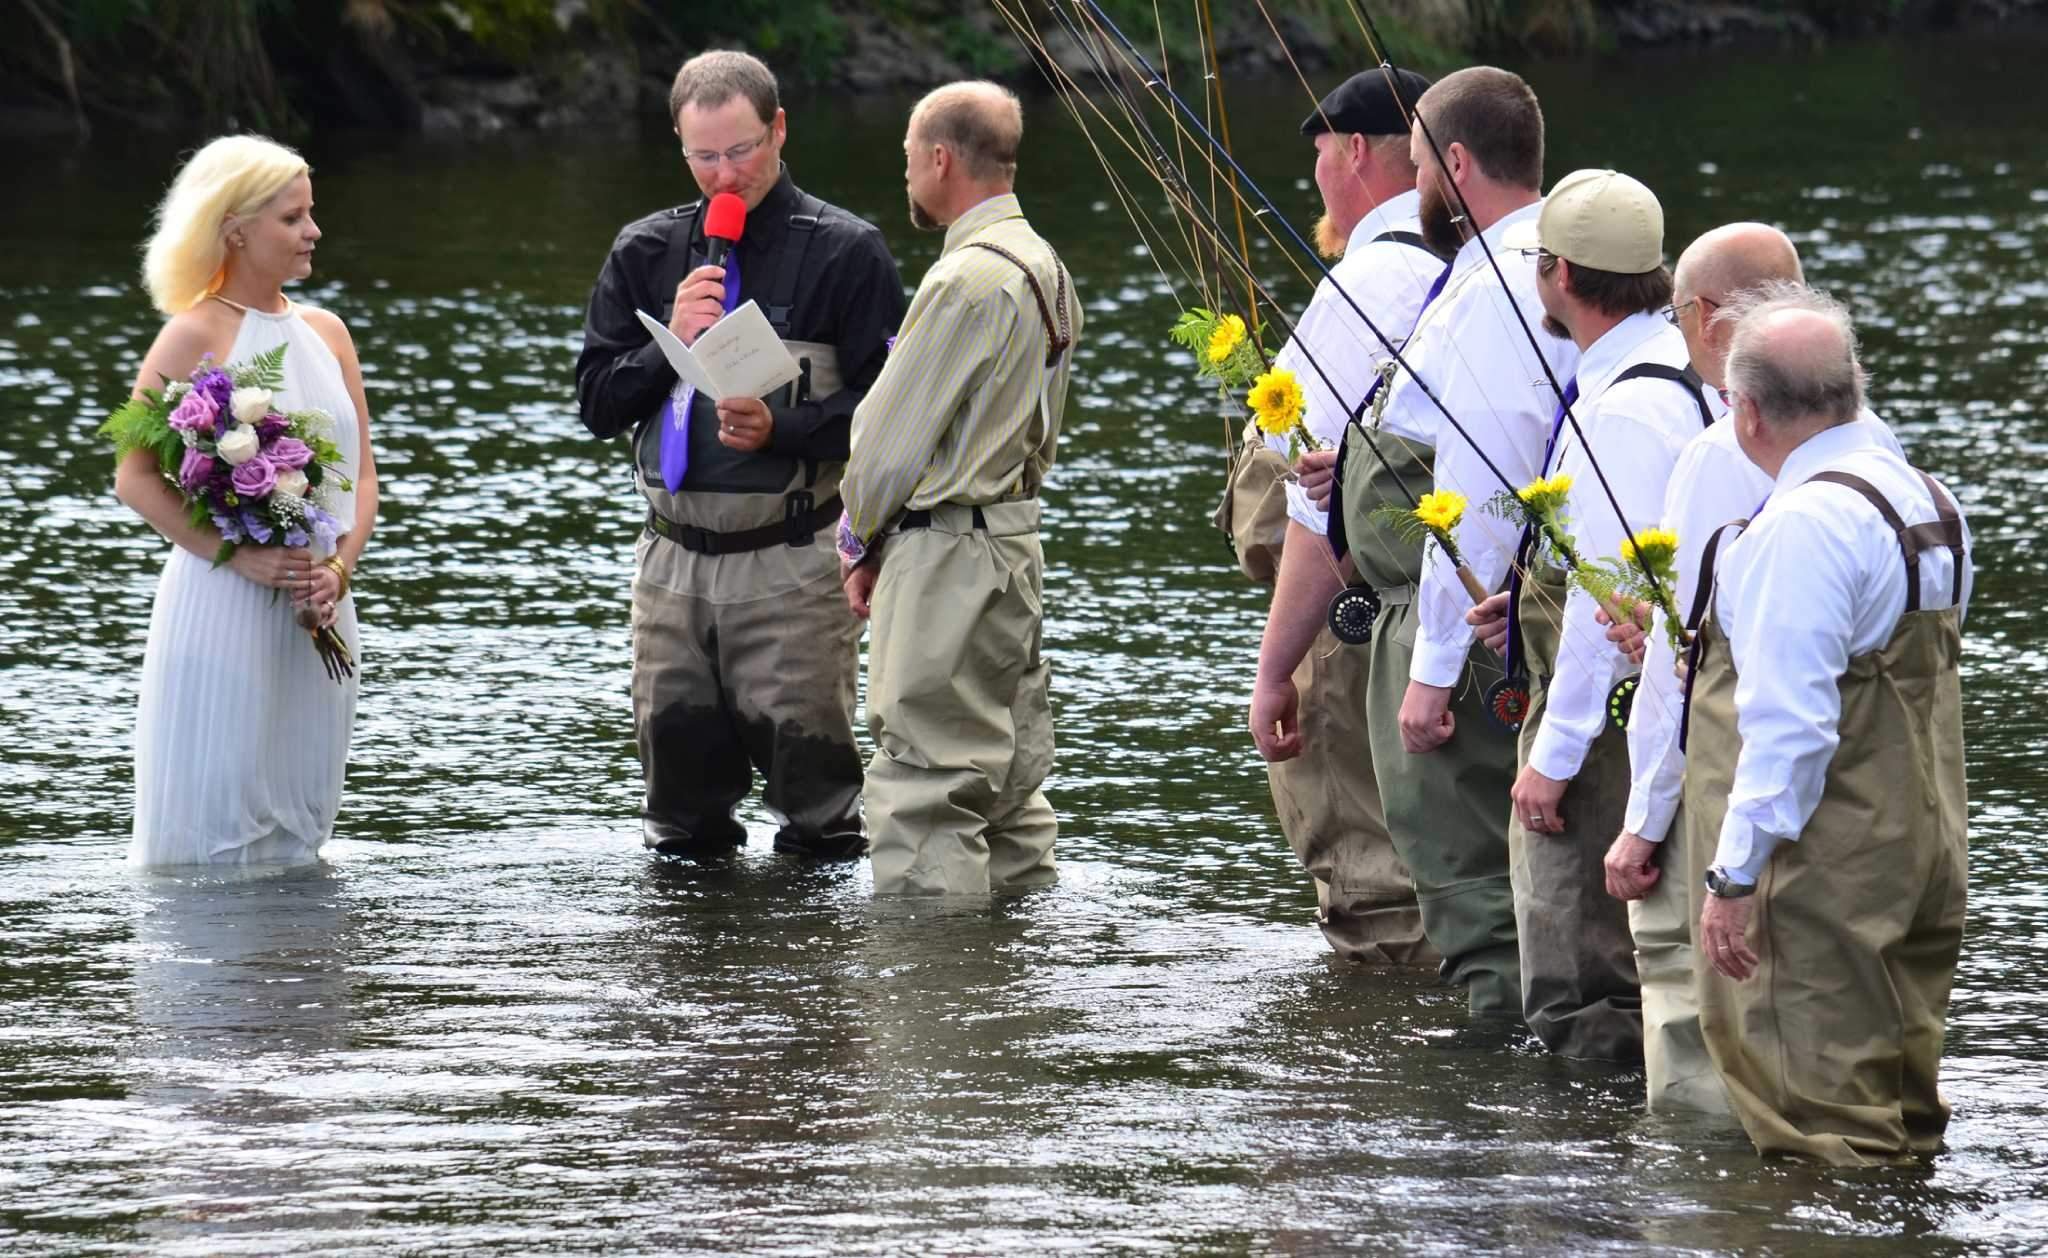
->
[865, 499, 1056, 895]
[1340, 423, 1520, 1010]
[630, 341, 865, 859]
[1684, 471, 1968, 1164]
[1631, 797, 1732, 1113]
[1509, 565, 1643, 1062]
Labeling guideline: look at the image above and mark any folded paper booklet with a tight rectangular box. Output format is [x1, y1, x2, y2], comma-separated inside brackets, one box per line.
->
[635, 300, 802, 401]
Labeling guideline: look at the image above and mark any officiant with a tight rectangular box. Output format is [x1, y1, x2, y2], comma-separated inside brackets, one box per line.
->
[575, 49, 907, 861]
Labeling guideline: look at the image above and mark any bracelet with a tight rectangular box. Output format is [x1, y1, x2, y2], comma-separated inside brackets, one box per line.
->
[321, 554, 352, 600]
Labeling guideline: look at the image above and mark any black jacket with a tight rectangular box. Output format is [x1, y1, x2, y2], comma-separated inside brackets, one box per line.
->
[575, 168, 905, 493]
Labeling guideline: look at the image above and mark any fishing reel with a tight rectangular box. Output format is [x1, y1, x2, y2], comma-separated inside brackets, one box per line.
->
[1486, 675, 1531, 732]
[1607, 674, 1639, 733]
[1326, 585, 1381, 645]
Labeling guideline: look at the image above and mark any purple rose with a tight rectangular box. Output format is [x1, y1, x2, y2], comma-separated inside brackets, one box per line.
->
[257, 414, 290, 442]
[230, 454, 278, 500]
[167, 389, 220, 434]
[267, 435, 314, 469]
[179, 448, 216, 493]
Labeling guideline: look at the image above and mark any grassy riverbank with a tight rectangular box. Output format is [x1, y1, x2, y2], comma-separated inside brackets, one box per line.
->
[7, 0, 2034, 139]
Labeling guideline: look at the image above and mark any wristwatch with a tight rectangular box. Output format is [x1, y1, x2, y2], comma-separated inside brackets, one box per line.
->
[1703, 866, 1758, 899]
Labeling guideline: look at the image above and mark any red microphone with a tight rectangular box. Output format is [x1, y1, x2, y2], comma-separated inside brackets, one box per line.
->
[703, 192, 746, 268]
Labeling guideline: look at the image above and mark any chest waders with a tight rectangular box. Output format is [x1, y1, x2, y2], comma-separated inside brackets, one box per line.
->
[1681, 469, 1968, 1164]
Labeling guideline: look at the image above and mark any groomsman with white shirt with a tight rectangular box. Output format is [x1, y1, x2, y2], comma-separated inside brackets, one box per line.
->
[1475, 169, 1715, 1062]
[1328, 65, 1578, 1016]
[1247, 67, 1442, 966]
[1683, 289, 1970, 1164]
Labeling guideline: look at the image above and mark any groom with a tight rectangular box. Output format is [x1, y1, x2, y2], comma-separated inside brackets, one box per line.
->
[575, 49, 906, 860]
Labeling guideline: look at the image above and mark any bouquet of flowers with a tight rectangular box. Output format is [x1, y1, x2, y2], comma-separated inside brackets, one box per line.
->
[99, 344, 355, 681]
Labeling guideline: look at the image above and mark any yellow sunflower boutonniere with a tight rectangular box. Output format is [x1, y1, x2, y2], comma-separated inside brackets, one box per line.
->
[1169, 307, 1265, 390]
[1617, 527, 1687, 651]
[1206, 313, 1246, 366]
[1369, 488, 1489, 601]
[1246, 365, 1320, 458]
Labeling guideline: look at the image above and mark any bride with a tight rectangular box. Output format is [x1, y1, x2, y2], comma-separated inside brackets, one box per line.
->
[117, 135, 379, 867]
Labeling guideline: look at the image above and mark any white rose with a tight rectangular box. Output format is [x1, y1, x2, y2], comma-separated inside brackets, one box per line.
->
[273, 467, 310, 499]
[215, 423, 261, 466]
[230, 387, 273, 426]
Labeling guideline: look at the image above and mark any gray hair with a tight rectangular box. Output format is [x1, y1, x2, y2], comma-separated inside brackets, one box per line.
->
[669, 50, 778, 127]
[1722, 285, 1865, 428]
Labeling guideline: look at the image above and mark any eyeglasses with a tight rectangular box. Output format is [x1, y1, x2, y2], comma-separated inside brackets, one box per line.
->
[1662, 294, 1721, 326]
[1717, 386, 1738, 408]
[682, 127, 772, 170]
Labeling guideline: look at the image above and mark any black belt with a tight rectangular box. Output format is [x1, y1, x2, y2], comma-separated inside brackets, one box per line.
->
[899, 505, 988, 531]
[646, 492, 841, 555]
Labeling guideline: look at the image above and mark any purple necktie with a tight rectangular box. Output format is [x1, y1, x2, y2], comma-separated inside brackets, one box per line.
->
[1504, 376, 1580, 680]
[658, 252, 743, 494]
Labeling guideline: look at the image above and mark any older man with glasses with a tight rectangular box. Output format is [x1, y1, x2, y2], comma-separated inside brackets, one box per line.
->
[575, 49, 907, 863]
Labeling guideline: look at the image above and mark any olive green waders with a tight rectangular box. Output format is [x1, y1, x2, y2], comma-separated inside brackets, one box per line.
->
[630, 340, 864, 859]
[865, 499, 1057, 895]
[1684, 473, 1968, 1164]
[1510, 565, 1643, 1062]
[1340, 423, 1520, 1010]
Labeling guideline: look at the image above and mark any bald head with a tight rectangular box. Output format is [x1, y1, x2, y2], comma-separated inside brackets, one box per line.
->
[1672, 222, 1805, 386]
[1674, 222, 1804, 306]
[1724, 288, 1864, 432]
[910, 81, 1022, 184]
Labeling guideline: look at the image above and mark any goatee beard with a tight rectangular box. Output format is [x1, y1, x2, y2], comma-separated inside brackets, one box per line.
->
[1418, 178, 1466, 258]
[1541, 313, 1571, 340]
[908, 194, 940, 232]
[1313, 213, 1346, 260]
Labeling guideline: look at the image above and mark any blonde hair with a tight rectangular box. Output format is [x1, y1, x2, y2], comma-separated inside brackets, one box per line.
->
[143, 135, 309, 315]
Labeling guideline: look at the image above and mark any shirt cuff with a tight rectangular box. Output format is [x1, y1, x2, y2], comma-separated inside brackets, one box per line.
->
[1526, 721, 1592, 783]
[1711, 814, 1784, 884]
[1283, 481, 1331, 536]
[1408, 638, 1469, 690]
[1623, 787, 1678, 845]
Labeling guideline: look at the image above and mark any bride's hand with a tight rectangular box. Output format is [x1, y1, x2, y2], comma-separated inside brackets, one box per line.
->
[231, 545, 316, 592]
[300, 560, 342, 608]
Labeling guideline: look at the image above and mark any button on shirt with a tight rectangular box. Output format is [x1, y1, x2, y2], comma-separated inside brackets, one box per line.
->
[1710, 421, 1972, 880]
[1526, 314, 1716, 782]
[1625, 407, 1905, 843]
[1396, 201, 1581, 687]
[1264, 189, 1438, 535]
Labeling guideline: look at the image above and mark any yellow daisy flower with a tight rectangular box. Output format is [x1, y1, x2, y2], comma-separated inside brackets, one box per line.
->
[1247, 367, 1305, 437]
[1516, 473, 1574, 509]
[1206, 314, 1247, 365]
[1620, 527, 1680, 567]
[1414, 489, 1467, 534]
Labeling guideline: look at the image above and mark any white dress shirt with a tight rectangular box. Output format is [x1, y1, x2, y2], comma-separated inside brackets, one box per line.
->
[1526, 314, 1715, 781]
[1710, 420, 1972, 881]
[1266, 189, 1438, 535]
[1625, 408, 1905, 842]
[1397, 202, 1581, 687]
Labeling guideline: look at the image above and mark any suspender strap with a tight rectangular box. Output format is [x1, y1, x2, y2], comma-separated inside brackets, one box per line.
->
[1805, 469, 1967, 615]
[1611, 361, 1716, 428]
[657, 201, 705, 304]
[964, 240, 1073, 366]
[1687, 519, 1749, 632]
[764, 194, 824, 337]
[1368, 228, 1448, 261]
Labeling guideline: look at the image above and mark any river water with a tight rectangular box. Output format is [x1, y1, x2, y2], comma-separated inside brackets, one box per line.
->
[3, 31, 2046, 1256]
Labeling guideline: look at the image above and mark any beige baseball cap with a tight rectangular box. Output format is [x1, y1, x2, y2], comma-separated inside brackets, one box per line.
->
[1503, 168, 1664, 273]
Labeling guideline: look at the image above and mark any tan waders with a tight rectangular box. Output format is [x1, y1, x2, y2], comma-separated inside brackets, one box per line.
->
[1341, 425, 1520, 1010]
[1631, 799, 1731, 1113]
[1509, 565, 1643, 1062]
[865, 500, 1056, 895]
[1684, 472, 1968, 1164]
[1269, 622, 1436, 966]
[631, 343, 865, 860]
[1216, 418, 1291, 586]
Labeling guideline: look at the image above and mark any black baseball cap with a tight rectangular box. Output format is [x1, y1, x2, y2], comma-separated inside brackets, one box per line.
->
[1300, 68, 1433, 138]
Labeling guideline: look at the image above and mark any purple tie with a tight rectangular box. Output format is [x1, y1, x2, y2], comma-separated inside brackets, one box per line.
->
[658, 251, 743, 494]
[1503, 377, 1580, 680]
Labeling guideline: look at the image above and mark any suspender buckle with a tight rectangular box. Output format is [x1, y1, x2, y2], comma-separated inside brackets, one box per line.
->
[784, 490, 817, 548]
